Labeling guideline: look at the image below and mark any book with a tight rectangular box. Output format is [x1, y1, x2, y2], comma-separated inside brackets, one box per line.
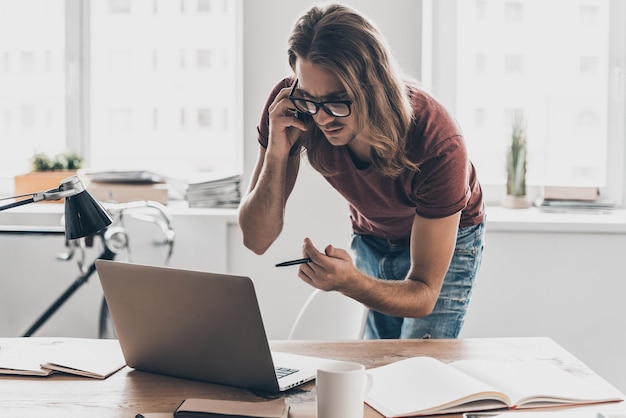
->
[80, 171, 169, 204]
[463, 411, 612, 418]
[541, 186, 600, 201]
[364, 356, 623, 417]
[83, 170, 167, 184]
[85, 182, 170, 205]
[173, 398, 289, 418]
[0, 337, 126, 379]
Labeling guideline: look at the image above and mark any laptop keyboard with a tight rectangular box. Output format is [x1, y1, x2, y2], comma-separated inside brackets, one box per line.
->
[275, 366, 298, 379]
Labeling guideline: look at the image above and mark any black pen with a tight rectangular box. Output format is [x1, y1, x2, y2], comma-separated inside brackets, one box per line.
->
[275, 257, 312, 267]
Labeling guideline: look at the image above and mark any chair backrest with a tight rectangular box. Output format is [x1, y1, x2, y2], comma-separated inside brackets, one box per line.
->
[288, 289, 368, 340]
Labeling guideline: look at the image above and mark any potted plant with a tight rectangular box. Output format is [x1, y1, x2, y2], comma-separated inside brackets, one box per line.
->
[14, 152, 84, 198]
[503, 111, 529, 209]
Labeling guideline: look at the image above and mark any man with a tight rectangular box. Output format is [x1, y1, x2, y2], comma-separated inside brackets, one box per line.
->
[238, 3, 485, 339]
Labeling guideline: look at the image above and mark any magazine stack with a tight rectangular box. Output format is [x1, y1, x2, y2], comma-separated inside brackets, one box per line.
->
[185, 173, 242, 208]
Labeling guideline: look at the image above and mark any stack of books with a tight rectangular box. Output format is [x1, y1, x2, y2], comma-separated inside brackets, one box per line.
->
[535, 185, 615, 213]
[185, 173, 242, 208]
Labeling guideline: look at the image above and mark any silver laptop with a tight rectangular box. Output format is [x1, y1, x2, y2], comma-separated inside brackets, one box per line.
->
[95, 259, 331, 392]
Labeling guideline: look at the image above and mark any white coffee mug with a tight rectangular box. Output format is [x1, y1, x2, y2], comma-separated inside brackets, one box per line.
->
[316, 361, 372, 418]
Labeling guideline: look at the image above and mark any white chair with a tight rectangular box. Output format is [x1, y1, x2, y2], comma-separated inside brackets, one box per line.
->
[288, 289, 368, 340]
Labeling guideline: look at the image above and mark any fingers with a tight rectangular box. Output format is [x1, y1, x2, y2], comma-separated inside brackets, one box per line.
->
[297, 268, 313, 286]
[324, 243, 352, 263]
[302, 238, 351, 264]
[297, 262, 333, 291]
[299, 238, 321, 283]
[266, 90, 307, 154]
[269, 87, 307, 133]
[302, 237, 322, 263]
[299, 238, 357, 293]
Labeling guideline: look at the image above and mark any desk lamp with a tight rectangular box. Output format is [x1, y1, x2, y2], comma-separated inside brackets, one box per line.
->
[0, 175, 113, 337]
[0, 175, 113, 239]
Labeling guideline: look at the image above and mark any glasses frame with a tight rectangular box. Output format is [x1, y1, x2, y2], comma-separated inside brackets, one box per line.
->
[288, 79, 353, 118]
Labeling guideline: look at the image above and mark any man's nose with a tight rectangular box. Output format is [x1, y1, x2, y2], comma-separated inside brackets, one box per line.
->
[313, 109, 335, 125]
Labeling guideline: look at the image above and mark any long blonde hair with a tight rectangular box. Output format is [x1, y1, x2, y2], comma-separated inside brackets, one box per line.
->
[287, 3, 419, 177]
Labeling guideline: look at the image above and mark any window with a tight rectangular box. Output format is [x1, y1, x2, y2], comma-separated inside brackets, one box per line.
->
[0, 0, 241, 195]
[423, 0, 626, 205]
[0, 0, 66, 192]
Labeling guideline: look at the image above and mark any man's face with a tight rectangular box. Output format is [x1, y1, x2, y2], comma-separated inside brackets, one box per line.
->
[293, 58, 359, 148]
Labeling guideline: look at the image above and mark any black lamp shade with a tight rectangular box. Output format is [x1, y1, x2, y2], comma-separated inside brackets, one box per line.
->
[64, 189, 113, 240]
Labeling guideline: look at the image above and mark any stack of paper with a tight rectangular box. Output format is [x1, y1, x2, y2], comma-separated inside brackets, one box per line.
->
[0, 337, 126, 379]
[185, 173, 242, 208]
[534, 198, 615, 214]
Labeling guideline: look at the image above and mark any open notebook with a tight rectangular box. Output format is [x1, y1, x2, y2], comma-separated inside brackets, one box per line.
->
[95, 260, 331, 392]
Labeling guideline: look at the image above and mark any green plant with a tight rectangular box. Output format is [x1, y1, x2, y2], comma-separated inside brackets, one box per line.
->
[64, 152, 83, 170]
[31, 152, 83, 172]
[506, 111, 527, 197]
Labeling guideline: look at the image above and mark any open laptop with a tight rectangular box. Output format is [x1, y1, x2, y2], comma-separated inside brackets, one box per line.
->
[95, 259, 332, 392]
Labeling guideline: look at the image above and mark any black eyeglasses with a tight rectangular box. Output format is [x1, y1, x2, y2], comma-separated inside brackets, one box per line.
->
[288, 79, 353, 118]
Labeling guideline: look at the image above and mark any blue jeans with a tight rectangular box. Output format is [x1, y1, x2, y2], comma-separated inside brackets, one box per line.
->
[351, 222, 485, 339]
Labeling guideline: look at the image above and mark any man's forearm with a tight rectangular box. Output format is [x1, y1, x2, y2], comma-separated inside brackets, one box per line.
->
[238, 152, 295, 254]
[348, 274, 440, 318]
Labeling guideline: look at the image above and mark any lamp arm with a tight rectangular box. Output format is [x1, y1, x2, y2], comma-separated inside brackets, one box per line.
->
[37, 187, 80, 202]
[0, 188, 76, 212]
[0, 176, 84, 211]
[0, 196, 36, 211]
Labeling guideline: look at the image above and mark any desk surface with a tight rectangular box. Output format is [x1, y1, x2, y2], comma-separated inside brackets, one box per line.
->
[1, 337, 623, 418]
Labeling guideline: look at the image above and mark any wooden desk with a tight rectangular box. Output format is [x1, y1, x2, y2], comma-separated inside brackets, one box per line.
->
[1, 337, 623, 418]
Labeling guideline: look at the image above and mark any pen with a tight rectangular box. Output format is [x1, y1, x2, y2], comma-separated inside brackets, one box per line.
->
[275, 257, 312, 267]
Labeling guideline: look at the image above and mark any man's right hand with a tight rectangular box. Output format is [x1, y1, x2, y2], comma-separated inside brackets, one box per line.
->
[267, 85, 308, 155]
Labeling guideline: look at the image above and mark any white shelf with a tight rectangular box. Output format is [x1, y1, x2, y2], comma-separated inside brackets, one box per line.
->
[4, 201, 626, 234]
[485, 205, 626, 234]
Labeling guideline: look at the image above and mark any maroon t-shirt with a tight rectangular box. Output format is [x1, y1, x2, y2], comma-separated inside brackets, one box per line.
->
[257, 78, 485, 241]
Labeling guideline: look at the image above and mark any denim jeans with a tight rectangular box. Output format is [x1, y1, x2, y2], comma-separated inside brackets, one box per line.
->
[351, 222, 485, 339]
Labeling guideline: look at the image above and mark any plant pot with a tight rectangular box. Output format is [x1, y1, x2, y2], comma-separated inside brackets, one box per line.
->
[503, 194, 529, 209]
[14, 171, 77, 202]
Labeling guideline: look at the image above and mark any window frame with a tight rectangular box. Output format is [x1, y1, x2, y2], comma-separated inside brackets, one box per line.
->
[65, 0, 90, 164]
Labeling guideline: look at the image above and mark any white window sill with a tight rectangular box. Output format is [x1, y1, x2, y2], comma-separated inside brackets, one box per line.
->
[485, 205, 626, 234]
[3, 201, 626, 234]
[0, 200, 238, 230]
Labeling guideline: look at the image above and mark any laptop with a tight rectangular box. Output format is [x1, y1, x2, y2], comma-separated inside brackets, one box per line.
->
[95, 259, 332, 392]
